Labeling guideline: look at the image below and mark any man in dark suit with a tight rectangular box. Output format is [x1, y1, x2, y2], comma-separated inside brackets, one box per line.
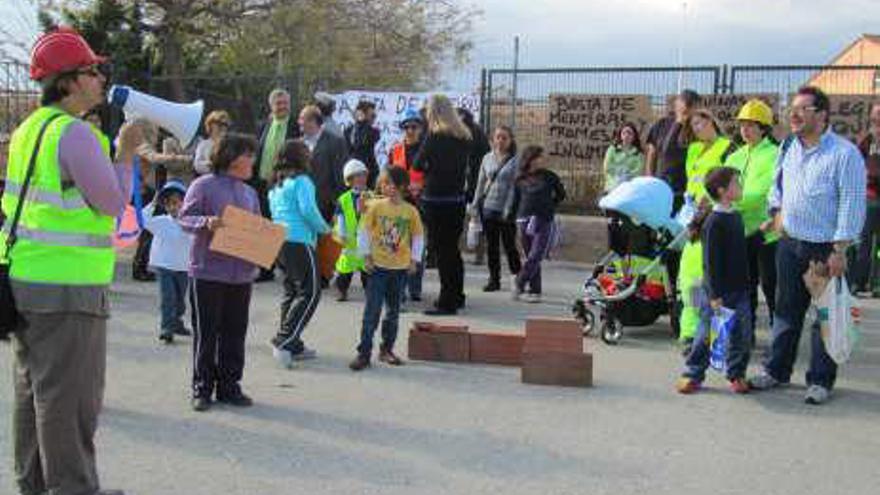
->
[252, 88, 301, 282]
[299, 104, 350, 284]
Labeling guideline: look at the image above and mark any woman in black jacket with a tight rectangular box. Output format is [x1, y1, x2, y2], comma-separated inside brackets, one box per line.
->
[413, 94, 473, 315]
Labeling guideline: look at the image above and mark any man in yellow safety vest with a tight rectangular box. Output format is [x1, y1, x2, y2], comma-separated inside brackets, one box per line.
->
[0, 27, 143, 495]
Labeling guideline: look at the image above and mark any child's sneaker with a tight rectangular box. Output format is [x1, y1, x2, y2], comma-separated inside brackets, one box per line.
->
[336, 290, 349, 302]
[270, 342, 294, 369]
[379, 349, 404, 366]
[349, 355, 371, 371]
[729, 378, 750, 394]
[525, 293, 542, 304]
[675, 377, 701, 394]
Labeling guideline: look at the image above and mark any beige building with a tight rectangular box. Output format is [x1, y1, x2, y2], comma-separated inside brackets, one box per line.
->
[808, 34, 880, 94]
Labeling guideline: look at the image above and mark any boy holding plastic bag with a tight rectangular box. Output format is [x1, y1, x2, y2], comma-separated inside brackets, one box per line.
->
[677, 167, 753, 394]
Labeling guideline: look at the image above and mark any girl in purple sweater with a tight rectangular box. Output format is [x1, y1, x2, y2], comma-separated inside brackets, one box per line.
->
[179, 133, 260, 412]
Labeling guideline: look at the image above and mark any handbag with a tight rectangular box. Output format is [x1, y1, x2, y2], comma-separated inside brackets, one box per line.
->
[1, 113, 64, 338]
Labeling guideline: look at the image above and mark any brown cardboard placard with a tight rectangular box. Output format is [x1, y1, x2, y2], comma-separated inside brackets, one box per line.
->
[209, 205, 286, 269]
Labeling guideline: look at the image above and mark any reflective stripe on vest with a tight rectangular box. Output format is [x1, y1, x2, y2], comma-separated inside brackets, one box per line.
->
[335, 190, 365, 274]
[2, 181, 89, 210]
[1, 107, 116, 285]
[1, 224, 113, 248]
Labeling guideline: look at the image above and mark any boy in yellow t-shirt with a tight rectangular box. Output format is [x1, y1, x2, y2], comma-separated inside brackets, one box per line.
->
[350, 167, 424, 371]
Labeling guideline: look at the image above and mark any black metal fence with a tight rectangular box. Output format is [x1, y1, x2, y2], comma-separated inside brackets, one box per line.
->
[1, 61, 39, 140]
[481, 64, 880, 209]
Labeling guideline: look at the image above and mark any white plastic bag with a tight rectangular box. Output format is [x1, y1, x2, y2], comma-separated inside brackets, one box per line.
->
[466, 218, 482, 250]
[709, 306, 736, 372]
[816, 277, 860, 365]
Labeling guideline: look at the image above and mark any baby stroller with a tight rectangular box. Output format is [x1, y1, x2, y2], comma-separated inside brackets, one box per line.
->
[572, 177, 688, 345]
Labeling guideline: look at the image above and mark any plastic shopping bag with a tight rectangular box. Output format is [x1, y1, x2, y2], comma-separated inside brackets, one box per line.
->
[466, 217, 482, 250]
[816, 277, 860, 365]
[709, 306, 736, 372]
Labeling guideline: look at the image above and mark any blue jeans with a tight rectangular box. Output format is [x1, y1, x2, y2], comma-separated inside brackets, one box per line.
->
[764, 238, 838, 389]
[157, 268, 188, 335]
[358, 268, 405, 357]
[683, 290, 752, 382]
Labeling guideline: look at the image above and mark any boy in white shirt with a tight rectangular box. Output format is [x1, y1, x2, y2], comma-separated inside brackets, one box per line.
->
[144, 180, 194, 343]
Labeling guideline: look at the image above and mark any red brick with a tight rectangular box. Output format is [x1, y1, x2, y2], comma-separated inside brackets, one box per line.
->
[469, 332, 525, 366]
[521, 351, 593, 388]
[412, 321, 468, 334]
[523, 318, 582, 355]
[406, 328, 470, 362]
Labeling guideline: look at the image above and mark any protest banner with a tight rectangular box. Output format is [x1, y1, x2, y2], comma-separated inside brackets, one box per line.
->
[545, 94, 653, 201]
[823, 95, 875, 142]
[209, 205, 286, 269]
[547, 94, 653, 166]
[330, 91, 480, 169]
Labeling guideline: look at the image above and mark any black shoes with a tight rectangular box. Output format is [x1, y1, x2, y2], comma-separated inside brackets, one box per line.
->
[159, 333, 174, 344]
[483, 280, 501, 292]
[191, 396, 211, 412]
[216, 391, 253, 407]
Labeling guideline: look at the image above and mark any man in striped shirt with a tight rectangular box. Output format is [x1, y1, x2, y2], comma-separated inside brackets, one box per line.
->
[749, 86, 866, 405]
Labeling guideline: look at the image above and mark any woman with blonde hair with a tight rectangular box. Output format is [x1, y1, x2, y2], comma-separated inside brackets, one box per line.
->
[194, 110, 231, 175]
[413, 94, 473, 315]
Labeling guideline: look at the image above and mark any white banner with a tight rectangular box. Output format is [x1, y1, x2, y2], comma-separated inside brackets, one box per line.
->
[331, 91, 480, 169]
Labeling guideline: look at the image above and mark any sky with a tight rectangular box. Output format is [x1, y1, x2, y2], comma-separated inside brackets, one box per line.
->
[465, 0, 880, 68]
[4, 0, 880, 89]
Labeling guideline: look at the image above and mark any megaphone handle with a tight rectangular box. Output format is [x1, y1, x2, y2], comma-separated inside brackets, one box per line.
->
[131, 156, 146, 229]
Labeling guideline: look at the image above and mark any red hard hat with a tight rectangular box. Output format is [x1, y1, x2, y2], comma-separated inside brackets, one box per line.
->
[29, 26, 107, 81]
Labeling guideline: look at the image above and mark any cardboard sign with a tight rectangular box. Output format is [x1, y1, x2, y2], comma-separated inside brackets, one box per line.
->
[668, 93, 782, 139]
[209, 205, 285, 269]
[546, 94, 653, 167]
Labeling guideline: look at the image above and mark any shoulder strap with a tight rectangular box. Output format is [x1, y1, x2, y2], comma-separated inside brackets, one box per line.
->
[775, 135, 796, 197]
[4, 112, 65, 256]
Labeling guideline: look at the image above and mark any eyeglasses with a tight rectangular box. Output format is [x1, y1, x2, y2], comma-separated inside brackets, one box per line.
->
[788, 105, 818, 116]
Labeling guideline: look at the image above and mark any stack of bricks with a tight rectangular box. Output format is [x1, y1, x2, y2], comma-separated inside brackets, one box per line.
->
[407, 322, 525, 366]
[407, 319, 593, 388]
[521, 318, 593, 388]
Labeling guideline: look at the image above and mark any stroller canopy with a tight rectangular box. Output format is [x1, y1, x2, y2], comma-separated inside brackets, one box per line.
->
[598, 177, 683, 235]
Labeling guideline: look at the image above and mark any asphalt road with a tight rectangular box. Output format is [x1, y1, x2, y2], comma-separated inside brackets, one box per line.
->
[1, 260, 879, 495]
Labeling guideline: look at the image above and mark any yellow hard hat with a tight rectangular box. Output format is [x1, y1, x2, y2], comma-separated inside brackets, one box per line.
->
[736, 99, 774, 126]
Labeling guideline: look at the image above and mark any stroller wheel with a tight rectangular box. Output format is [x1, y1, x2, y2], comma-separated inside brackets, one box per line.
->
[600, 319, 623, 345]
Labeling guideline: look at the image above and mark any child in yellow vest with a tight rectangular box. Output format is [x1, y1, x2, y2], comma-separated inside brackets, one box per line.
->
[334, 160, 371, 301]
[349, 167, 424, 371]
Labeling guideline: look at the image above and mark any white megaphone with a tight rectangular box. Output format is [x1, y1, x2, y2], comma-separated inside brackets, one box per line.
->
[107, 85, 204, 147]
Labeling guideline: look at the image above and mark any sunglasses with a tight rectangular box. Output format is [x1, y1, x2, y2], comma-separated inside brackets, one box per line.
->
[76, 66, 103, 78]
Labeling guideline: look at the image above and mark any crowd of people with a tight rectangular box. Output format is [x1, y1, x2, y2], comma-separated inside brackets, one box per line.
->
[0, 26, 874, 495]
